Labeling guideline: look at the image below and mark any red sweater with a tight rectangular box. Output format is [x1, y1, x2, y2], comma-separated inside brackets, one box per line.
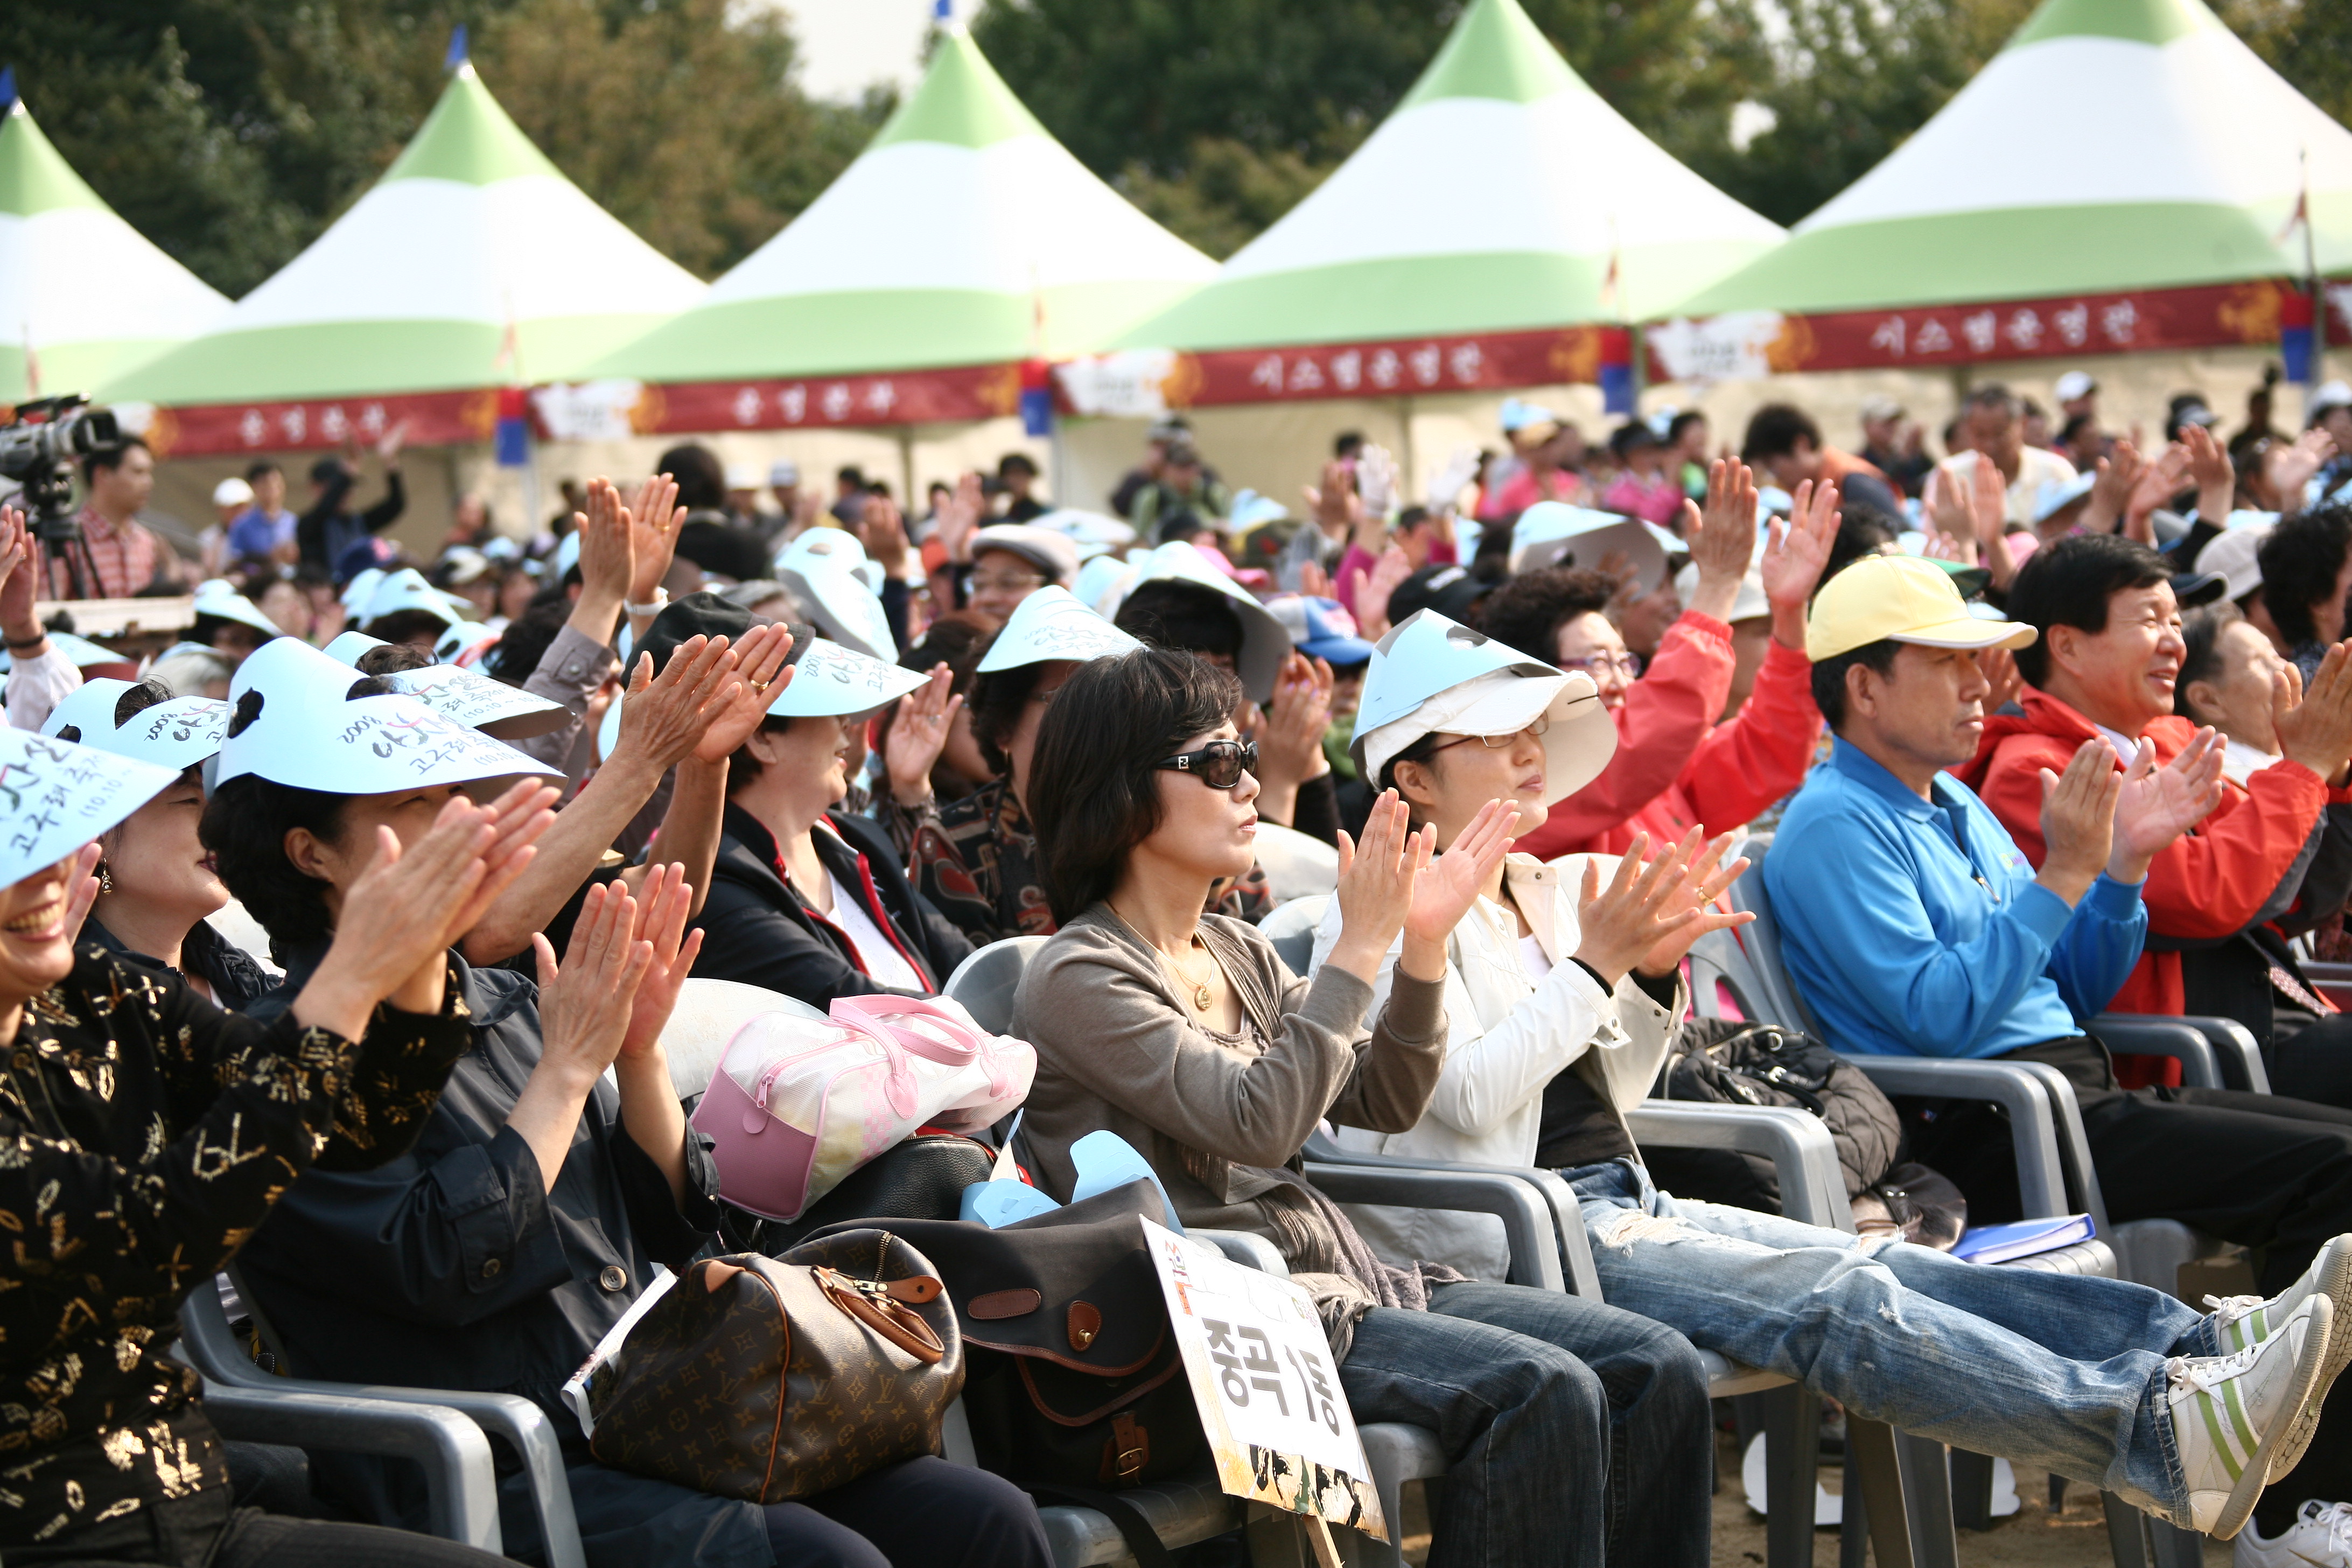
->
[1955, 690, 2328, 1066]
[1517, 614, 1823, 859]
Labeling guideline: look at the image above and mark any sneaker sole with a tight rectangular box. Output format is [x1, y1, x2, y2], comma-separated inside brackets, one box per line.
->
[2214, 1296, 2333, 1541]
[2249, 1237, 2352, 1485]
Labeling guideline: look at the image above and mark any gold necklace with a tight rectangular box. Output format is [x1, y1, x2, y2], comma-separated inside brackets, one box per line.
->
[1110, 902, 1216, 1011]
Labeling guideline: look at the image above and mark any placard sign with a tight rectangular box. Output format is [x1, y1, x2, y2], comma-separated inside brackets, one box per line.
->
[1139, 1216, 1388, 1544]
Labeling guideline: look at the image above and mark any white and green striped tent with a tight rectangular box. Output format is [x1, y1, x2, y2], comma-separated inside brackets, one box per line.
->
[1115, 0, 1784, 354]
[1675, 0, 2352, 319]
[105, 62, 704, 407]
[0, 99, 228, 404]
[598, 25, 1216, 383]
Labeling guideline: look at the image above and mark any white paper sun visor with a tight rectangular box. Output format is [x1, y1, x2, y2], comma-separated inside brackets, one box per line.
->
[0, 631, 127, 674]
[41, 679, 230, 772]
[0, 728, 181, 889]
[191, 583, 283, 636]
[323, 632, 571, 740]
[767, 637, 927, 719]
[1031, 509, 1137, 553]
[216, 638, 559, 794]
[776, 528, 884, 594]
[775, 560, 896, 662]
[975, 586, 1143, 673]
[1123, 542, 1292, 701]
[1510, 503, 1680, 590]
[358, 568, 463, 629]
[1351, 609, 1616, 804]
[339, 566, 386, 614]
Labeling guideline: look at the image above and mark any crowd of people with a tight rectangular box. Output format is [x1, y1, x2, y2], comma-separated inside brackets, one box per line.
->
[11, 368, 2352, 1568]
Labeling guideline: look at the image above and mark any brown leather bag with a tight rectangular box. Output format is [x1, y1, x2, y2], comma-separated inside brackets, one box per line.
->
[589, 1229, 964, 1501]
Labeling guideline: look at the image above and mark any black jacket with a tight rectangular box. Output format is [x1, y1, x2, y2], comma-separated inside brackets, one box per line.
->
[87, 916, 276, 1015]
[240, 949, 720, 1444]
[297, 466, 406, 572]
[690, 802, 971, 1007]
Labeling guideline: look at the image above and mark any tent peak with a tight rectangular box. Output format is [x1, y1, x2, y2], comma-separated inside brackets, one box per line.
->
[2006, 0, 2223, 50]
[380, 61, 562, 186]
[1397, 0, 1590, 112]
[0, 96, 110, 219]
[869, 27, 1048, 151]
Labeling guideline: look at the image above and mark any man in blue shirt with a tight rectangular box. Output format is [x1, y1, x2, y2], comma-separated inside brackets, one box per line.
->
[1770, 555, 2352, 1548]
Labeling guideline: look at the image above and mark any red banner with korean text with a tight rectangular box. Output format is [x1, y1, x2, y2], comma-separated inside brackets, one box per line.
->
[631, 364, 1026, 433]
[131, 390, 498, 459]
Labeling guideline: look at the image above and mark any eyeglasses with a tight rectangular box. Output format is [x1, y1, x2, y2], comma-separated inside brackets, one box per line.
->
[1556, 652, 1642, 679]
[968, 571, 1046, 595]
[1156, 739, 1259, 789]
[1429, 716, 1550, 755]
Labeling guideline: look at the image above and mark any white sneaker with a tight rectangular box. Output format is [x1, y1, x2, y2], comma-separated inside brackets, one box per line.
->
[2209, 1237, 2352, 1480]
[2236, 1499, 2352, 1566]
[2168, 1294, 2333, 1539]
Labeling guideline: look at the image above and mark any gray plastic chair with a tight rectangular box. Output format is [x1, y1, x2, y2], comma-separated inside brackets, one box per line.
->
[1256, 895, 1329, 978]
[943, 935, 1053, 1036]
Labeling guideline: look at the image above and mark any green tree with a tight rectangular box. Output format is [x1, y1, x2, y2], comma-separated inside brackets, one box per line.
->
[2218, 0, 2352, 126]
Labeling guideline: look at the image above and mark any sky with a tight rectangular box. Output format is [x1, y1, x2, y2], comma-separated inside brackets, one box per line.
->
[768, 0, 978, 103]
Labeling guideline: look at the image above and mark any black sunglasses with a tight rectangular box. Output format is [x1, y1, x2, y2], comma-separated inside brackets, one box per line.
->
[1155, 739, 1258, 789]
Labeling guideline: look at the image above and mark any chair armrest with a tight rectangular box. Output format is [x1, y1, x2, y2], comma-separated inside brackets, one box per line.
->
[2177, 1014, 2270, 1094]
[1303, 1134, 1598, 1295]
[1301, 1164, 1565, 1292]
[2091, 1014, 2222, 1088]
[180, 1290, 587, 1568]
[1837, 1055, 2076, 1221]
[198, 1381, 502, 1552]
[1626, 1102, 1855, 1234]
[1195, 1229, 1291, 1278]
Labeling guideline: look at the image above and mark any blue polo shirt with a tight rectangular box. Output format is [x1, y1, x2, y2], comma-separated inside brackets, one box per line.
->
[1765, 738, 2147, 1058]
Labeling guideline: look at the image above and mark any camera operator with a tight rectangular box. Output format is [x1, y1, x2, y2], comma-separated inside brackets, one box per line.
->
[49, 436, 187, 599]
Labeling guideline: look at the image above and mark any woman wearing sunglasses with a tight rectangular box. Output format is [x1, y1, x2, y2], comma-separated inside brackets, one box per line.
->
[1013, 646, 1714, 1568]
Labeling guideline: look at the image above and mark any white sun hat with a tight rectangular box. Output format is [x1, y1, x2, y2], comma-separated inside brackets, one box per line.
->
[359, 568, 463, 631]
[1510, 502, 1682, 587]
[339, 566, 387, 614]
[1117, 541, 1292, 701]
[435, 621, 498, 664]
[1351, 609, 1615, 806]
[41, 678, 230, 772]
[0, 728, 181, 888]
[191, 580, 283, 637]
[0, 630, 128, 674]
[216, 638, 558, 794]
[975, 585, 1143, 674]
[971, 523, 1082, 584]
[776, 526, 885, 594]
[774, 558, 895, 662]
[766, 636, 927, 719]
[321, 631, 570, 741]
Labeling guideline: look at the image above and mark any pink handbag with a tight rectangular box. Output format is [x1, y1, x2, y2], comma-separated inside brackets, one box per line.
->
[691, 993, 1036, 1222]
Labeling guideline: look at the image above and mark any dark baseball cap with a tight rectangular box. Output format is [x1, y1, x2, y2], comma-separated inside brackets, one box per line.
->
[638, 591, 813, 677]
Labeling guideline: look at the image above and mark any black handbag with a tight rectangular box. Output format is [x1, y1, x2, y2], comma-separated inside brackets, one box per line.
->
[807, 1178, 1206, 1492]
[722, 1132, 998, 1254]
[1644, 1019, 1906, 1207]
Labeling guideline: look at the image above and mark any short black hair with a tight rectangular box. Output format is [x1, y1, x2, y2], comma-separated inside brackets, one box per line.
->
[363, 608, 453, 648]
[2258, 503, 2352, 647]
[2005, 533, 2173, 687]
[1822, 512, 1901, 589]
[2176, 602, 2244, 722]
[2059, 414, 2098, 447]
[1666, 410, 1707, 444]
[1741, 404, 1821, 462]
[199, 674, 398, 958]
[81, 436, 150, 486]
[656, 444, 727, 512]
[1811, 638, 1903, 732]
[354, 641, 434, 676]
[485, 601, 566, 687]
[1964, 383, 2021, 423]
[1115, 580, 1242, 660]
[1024, 649, 1242, 925]
[1473, 567, 1614, 663]
[1333, 431, 1365, 460]
[837, 466, 866, 488]
[246, 460, 282, 484]
[967, 657, 1051, 778]
[52, 677, 172, 744]
[997, 453, 1038, 480]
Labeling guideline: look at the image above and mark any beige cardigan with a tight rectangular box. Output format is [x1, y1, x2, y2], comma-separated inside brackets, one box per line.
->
[1009, 906, 1448, 1251]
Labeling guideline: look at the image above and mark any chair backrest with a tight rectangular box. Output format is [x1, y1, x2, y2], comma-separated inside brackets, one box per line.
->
[942, 935, 1051, 1037]
[1712, 837, 1827, 1038]
[1251, 822, 1340, 902]
[1257, 894, 1330, 977]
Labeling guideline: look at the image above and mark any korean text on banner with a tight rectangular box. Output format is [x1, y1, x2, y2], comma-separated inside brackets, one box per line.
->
[1139, 1216, 1388, 1544]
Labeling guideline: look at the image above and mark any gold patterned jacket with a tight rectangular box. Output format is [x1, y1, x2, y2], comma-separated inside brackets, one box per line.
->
[0, 945, 471, 1555]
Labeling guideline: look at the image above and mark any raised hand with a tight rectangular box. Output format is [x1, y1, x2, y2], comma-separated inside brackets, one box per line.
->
[2273, 429, 2337, 514]
[575, 478, 634, 608]
[1255, 653, 1335, 789]
[2183, 423, 2236, 525]
[939, 473, 987, 563]
[884, 664, 962, 805]
[2035, 740, 2123, 903]
[1978, 646, 2024, 716]
[0, 505, 45, 647]
[434, 779, 562, 947]
[1679, 459, 1759, 622]
[2125, 443, 2191, 543]
[1964, 452, 2018, 587]
[1636, 831, 1754, 977]
[1760, 467, 1838, 648]
[376, 418, 410, 465]
[693, 622, 794, 766]
[1329, 789, 1436, 982]
[618, 862, 704, 1061]
[2110, 731, 2224, 881]
[616, 634, 743, 773]
[1404, 799, 1516, 950]
[2081, 440, 2142, 536]
[625, 472, 683, 610]
[1571, 830, 1705, 987]
[1303, 460, 1364, 539]
[533, 881, 655, 1083]
[1359, 545, 1412, 638]
[2276, 642, 2352, 782]
[862, 493, 911, 577]
[59, 843, 101, 947]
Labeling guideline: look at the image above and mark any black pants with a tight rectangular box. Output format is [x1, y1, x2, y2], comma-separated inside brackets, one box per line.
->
[2270, 1011, 2352, 1109]
[11, 1484, 505, 1568]
[762, 1456, 1052, 1568]
[1909, 1037, 2352, 1531]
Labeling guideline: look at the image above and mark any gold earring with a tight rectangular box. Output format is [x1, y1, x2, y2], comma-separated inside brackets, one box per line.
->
[97, 864, 114, 894]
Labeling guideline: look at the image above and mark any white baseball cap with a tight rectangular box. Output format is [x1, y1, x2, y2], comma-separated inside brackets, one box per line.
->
[212, 477, 255, 509]
[2054, 371, 2098, 402]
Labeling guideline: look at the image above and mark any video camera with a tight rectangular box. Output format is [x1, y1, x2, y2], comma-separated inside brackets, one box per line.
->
[0, 395, 121, 544]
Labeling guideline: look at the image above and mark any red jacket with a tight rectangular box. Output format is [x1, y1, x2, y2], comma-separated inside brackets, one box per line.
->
[1517, 613, 1823, 859]
[1954, 689, 2329, 1026]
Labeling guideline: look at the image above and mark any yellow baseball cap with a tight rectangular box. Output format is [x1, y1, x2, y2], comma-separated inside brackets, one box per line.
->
[1805, 555, 2038, 661]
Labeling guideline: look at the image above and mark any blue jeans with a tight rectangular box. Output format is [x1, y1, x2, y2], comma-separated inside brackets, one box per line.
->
[1565, 1159, 2215, 1524]
[1338, 1280, 1711, 1568]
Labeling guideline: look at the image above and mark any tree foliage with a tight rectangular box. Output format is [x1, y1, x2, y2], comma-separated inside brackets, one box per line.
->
[0, 0, 886, 296]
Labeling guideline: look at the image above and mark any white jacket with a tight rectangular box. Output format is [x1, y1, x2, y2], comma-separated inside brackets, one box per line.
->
[1307, 853, 1683, 1278]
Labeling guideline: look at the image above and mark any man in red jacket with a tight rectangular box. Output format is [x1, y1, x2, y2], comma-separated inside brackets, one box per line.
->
[1483, 461, 1838, 859]
[1960, 533, 2352, 1097]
